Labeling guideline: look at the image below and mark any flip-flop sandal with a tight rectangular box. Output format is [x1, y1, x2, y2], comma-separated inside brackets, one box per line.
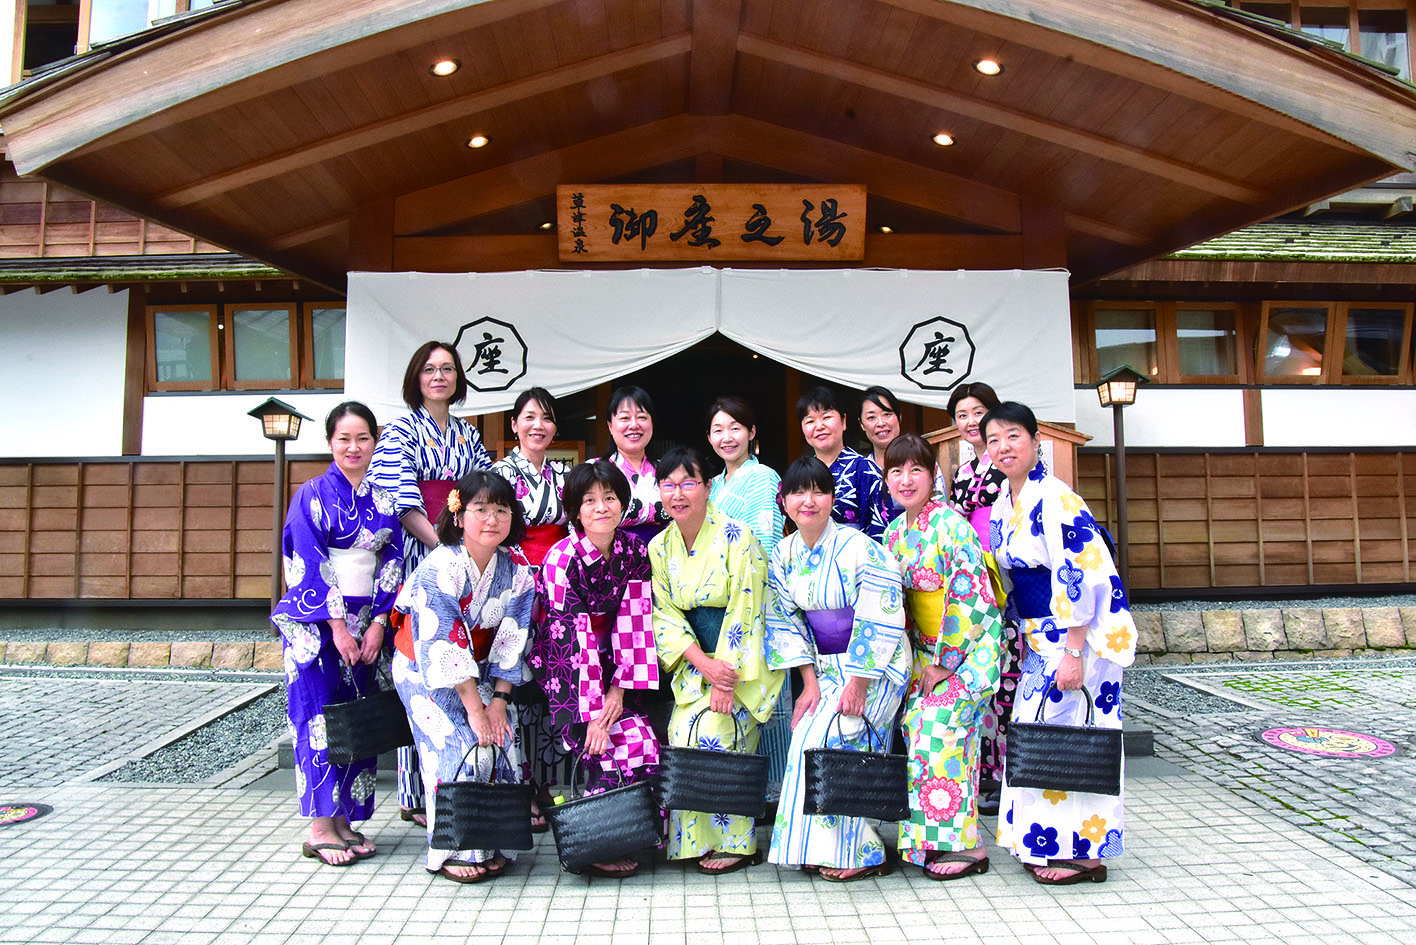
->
[1031, 860, 1107, 885]
[399, 807, 428, 827]
[585, 859, 640, 878]
[695, 850, 763, 875]
[301, 841, 354, 867]
[430, 859, 495, 884]
[922, 852, 989, 881]
[344, 831, 376, 860]
[818, 862, 890, 883]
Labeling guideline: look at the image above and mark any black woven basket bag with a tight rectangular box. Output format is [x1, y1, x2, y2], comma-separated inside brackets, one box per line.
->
[1006, 684, 1123, 796]
[430, 742, 535, 852]
[545, 753, 662, 873]
[324, 673, 414, 765]
[802, 711, 909, 822]
[655, 710, 768, 818]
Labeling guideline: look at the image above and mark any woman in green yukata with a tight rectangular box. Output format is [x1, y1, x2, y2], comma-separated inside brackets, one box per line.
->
[648, 446, 784, 874]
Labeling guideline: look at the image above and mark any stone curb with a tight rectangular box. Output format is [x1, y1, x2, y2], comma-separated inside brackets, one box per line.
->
[0, 639, 281, 669]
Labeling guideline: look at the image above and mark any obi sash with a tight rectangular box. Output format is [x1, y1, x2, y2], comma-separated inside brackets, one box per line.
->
[418, 479, 456, 520]
[905, 588, 945, 647]
[392, 607, 494, 662]
[1009, 565, 1054, 620]
[589, 612, 614, 657]
[327, 546, 376, 598]
[805, 607, 854, 656]
[968, 506, 992, 550]
[684, 606, 727, 654]
[521, 523, 568, 567]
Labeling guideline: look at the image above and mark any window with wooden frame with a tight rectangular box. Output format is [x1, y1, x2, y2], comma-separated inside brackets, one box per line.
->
[1232, 2, 1411, 79]
[1092, 303, 1160, 381]
[1257, 301, 1414, 384]
[147, 304, 219, 391]
[1083, 301, 1248, 385]
[145, 302, 344, 392]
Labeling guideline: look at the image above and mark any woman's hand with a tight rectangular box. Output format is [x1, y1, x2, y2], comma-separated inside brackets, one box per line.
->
[466, 698, 498, 746]
[838, 676, 870, 717]
[358, 620, 385, 665]
[708, 685, 736, 715]
[484, 694, 512, 746]
[584, 686, 625, 755]
[699, 657, 740, 693]
[791, 669, 820, 729]
[330, 620, 360, 666]
[1056, 653, 1084, 691]
[919, 664, 952, 695]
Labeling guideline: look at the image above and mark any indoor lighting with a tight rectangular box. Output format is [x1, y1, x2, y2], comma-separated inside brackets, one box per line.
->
[932, 132, 955, 147]
[1300, 366, 1322, 376]
[466, 134, 490, 149]
[539, 221, 555, 230]
[879, 225, 893, 234]
[973, 58, 1003, 76]
[430, 59, 461, 77]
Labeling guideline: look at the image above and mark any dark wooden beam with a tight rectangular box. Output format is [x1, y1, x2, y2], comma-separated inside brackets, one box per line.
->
[689, 0, 744, 115]
[122, 287, 146, 455]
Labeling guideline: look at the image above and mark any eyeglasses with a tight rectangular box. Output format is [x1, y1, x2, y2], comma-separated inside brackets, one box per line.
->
[658, 480, 701, 494]
[465, 506, 511, 522]
[421, 364, 458, 377]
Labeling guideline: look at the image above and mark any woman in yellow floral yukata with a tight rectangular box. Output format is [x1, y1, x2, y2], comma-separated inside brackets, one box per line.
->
[648, 447, 784, 874]
[882, 433, 1003, 881]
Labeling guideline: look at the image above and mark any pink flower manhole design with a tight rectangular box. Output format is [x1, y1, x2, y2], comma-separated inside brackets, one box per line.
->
[0, 803, 52, 826]
[1259, 727, 1397, 759]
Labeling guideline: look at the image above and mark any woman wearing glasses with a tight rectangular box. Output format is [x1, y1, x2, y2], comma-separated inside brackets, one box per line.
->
[649, 447, 783, 874]
[370, 340, 493, 828]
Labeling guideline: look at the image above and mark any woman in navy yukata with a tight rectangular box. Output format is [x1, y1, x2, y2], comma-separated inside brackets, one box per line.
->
[271, 402, 402, 867]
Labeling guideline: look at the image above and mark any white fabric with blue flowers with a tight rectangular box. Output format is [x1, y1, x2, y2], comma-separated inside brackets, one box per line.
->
[989, 460, 1137, 867]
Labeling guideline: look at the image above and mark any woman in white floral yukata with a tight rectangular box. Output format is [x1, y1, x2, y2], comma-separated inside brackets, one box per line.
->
[392, 470, 537, 884]
[271, 402, 402, 867]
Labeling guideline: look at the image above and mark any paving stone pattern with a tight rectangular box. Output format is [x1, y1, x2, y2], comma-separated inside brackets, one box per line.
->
[1128, 660, 1416, 888]
[0, 675, 272, 787]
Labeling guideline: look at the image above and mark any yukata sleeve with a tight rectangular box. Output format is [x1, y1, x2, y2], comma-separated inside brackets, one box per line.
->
[464, 422, 493, 471]
[531, 542, 593, 721]
[765, 542, 814, 672]
[751, 469, 786, 560]
[725, 529, 783, 722]
[406, 552, 479, 689]
[939, 517, 1004, 700]
[486, 559, 537, 685]
[611, 540, 659, 691]
[843, 534, 907, 680]
[1040, 483, 1137, 667]
[859, 462, 887, 542]
[370, 488, 404, 617]
[279, 481, 344, 622]
[371, 417, 425, 517]
[648, 536, 697, 674]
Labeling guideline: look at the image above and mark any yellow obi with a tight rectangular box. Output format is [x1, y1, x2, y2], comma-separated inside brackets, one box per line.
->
[905, 588, 946, 648]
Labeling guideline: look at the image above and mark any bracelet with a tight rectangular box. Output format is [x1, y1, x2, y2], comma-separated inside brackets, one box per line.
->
[1063, 646, 1084, 659]
[490, 690, 511, 703]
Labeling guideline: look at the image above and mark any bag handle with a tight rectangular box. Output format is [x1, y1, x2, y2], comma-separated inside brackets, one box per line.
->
[825, 710, 887, 753]
[452, 739, 516, 785]
[564, 748, 628, 800]
[685, 708, 746, 752]
[1033, 684, 1096, 727]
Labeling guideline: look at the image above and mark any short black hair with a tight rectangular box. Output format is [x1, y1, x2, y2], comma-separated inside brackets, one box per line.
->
[795, 385, 845, 422]
[781, 455, 835, 497]
[981, 401, 1039, 440]
[401, 341, 468, 410]
[706, 395, 755, 433]
[882, 432, 936, 475]
[325, 401, 377, 440]
[947, 382, 1001, 423]
[655, 446, 708, 484]
[435, 470, 526, 547]
[860, 386, 902, 417]
[562, 460, 631, 533]
[512, 387, 557, 423]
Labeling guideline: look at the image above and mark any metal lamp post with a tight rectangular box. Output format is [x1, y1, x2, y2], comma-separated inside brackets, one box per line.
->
[248, 398, 311, 611]
[1095, 365, 1148, 587]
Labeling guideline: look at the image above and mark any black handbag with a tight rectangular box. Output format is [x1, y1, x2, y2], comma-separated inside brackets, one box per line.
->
[656, 710, 768, 818]
[324, 672, 414, 765]
[802, 712, 909, 822]
[545, 753, 661, 873]
[430, 742, 535, 852]
[1007, 684, 1123, 796]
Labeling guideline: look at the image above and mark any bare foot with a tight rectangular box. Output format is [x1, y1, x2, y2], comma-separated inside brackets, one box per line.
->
[591, 857, 638, 875]
[334, 823, 375, 857]
[304, 821, 355, 866]
[441, 861, 488, 881]
[924, 847, 986, 877]
[699, 852, 748, 872]
[1033, 858, 1102, 882]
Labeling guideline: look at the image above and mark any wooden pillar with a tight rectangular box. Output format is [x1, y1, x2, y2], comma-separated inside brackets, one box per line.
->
[121, 288, 147, 455]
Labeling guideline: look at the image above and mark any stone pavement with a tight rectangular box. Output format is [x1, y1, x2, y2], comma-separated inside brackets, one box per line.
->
[1, 661, 1414, 944]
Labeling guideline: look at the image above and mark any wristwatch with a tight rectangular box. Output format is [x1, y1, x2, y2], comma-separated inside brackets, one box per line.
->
[1063, 646, 1083, 659]
[491, 690, 511, 703]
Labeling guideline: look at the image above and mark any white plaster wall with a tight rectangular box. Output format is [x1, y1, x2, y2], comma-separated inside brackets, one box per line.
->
[141, 393, 349, 456]
[0, 1, 16, 84]
[1072, 387, 1247, 449]
[1262, 388, 1416, 447]
[0, 287, 128, 457]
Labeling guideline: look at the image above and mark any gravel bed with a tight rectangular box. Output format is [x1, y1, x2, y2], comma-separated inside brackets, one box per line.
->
[99, 689, 288, 783]
[1126, 670, 1255, 715]
[1131, 593, 1416, 611]
[0, 666, 280, 684]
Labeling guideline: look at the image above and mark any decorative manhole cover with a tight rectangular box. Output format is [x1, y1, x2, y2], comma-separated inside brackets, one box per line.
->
[0, 803, 52, 826]
[1259, 727, 1397, 758]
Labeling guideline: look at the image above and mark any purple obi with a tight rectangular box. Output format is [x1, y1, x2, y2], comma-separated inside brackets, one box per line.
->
[805, 608, 855, 656]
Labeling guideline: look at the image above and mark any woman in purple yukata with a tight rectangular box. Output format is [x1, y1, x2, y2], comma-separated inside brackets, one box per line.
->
[392, 470, 537, 884]
[798, 386, 888, 541]
[271, 402, 402, 867]
[529, 460, 661, 878]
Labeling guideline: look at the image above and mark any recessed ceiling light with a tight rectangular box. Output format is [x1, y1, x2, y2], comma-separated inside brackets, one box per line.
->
[973, 58, 1003, 76]
[430, 58, 460, 77]
[932, 132, 955, 147]
[466, 134, 490, 149]
[539, 221, 554, 230]
[878, 225, 893, 234]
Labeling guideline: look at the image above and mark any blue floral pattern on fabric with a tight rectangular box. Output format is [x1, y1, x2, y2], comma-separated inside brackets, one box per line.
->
[723, 522, 742, 543]
[1109, 574, 1129, 613]
[1059, 560, 1085, 601]
[1028, 461, 1047, 482]
[1023, 823, 1060, 858]
[1095, 680, 1121, 716]
[1099, 829, 1124, 857]
[1060, 515, 1094, 554]
[1029, 501, 1044, 537]
[1073, 833, 1092, 859]
[1040, 617, 1063, 643]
